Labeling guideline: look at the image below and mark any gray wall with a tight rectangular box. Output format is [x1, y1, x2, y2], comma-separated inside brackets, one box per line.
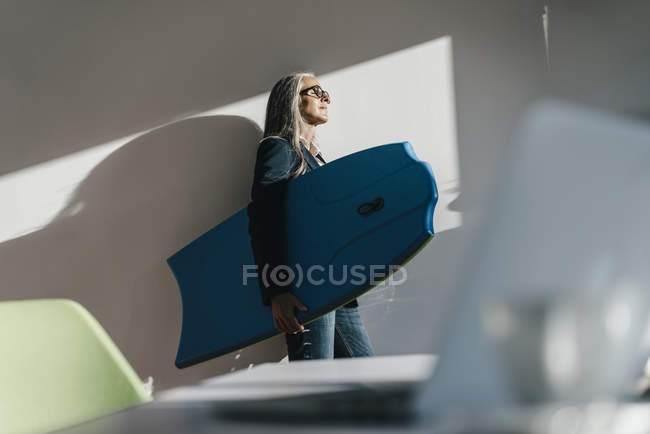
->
[545, 0, 650, 119]
[0, 0, 549, 392]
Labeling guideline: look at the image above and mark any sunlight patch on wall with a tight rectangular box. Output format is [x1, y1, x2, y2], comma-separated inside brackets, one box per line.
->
[0, 139, 123, 243]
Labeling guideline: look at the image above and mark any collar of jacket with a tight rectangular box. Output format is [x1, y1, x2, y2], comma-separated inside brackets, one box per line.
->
[299, 138, 326, 170]
[299, 136, 322, 154]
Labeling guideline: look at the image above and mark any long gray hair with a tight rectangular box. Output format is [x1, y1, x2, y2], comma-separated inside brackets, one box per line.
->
[262, 71, 318, 179]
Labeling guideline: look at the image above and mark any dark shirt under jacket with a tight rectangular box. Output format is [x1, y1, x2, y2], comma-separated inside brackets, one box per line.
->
[247, 136, 359, 308]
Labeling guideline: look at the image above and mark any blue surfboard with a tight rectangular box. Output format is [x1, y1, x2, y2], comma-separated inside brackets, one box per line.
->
[167, 142, 438, 368]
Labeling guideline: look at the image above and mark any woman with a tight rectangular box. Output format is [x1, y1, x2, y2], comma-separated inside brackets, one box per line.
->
[247, 72, 374, 360]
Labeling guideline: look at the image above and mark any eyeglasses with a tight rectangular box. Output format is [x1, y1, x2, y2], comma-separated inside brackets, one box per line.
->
[299, 85, 331, 104]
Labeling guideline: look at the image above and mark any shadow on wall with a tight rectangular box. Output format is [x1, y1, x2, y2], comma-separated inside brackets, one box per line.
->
[0, 115, 289, 391]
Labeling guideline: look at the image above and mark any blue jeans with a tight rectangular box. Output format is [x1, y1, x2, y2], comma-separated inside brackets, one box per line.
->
[285, 306, 374, 360]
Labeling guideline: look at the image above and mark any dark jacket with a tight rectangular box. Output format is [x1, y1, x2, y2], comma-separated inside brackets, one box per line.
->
[247, 136, 358, 308]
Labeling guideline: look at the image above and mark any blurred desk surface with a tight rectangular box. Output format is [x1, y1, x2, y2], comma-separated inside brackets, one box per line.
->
[52, 354, 650, 434]
[52, 399, 650, 434]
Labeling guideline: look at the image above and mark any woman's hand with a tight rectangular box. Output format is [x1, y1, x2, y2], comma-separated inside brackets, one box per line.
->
[270, 292, 308, 334]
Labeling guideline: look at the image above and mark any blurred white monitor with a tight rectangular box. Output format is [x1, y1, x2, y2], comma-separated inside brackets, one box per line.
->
[417, 99, 650, 415]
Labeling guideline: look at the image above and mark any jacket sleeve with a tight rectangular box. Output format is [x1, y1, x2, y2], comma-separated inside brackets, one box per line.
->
[246, 137, 299, 306]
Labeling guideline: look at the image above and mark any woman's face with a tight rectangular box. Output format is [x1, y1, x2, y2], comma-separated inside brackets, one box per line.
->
[299, 76, 329, 126]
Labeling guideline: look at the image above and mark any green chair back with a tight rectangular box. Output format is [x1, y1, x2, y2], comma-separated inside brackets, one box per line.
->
[0, 299, 152, 433]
